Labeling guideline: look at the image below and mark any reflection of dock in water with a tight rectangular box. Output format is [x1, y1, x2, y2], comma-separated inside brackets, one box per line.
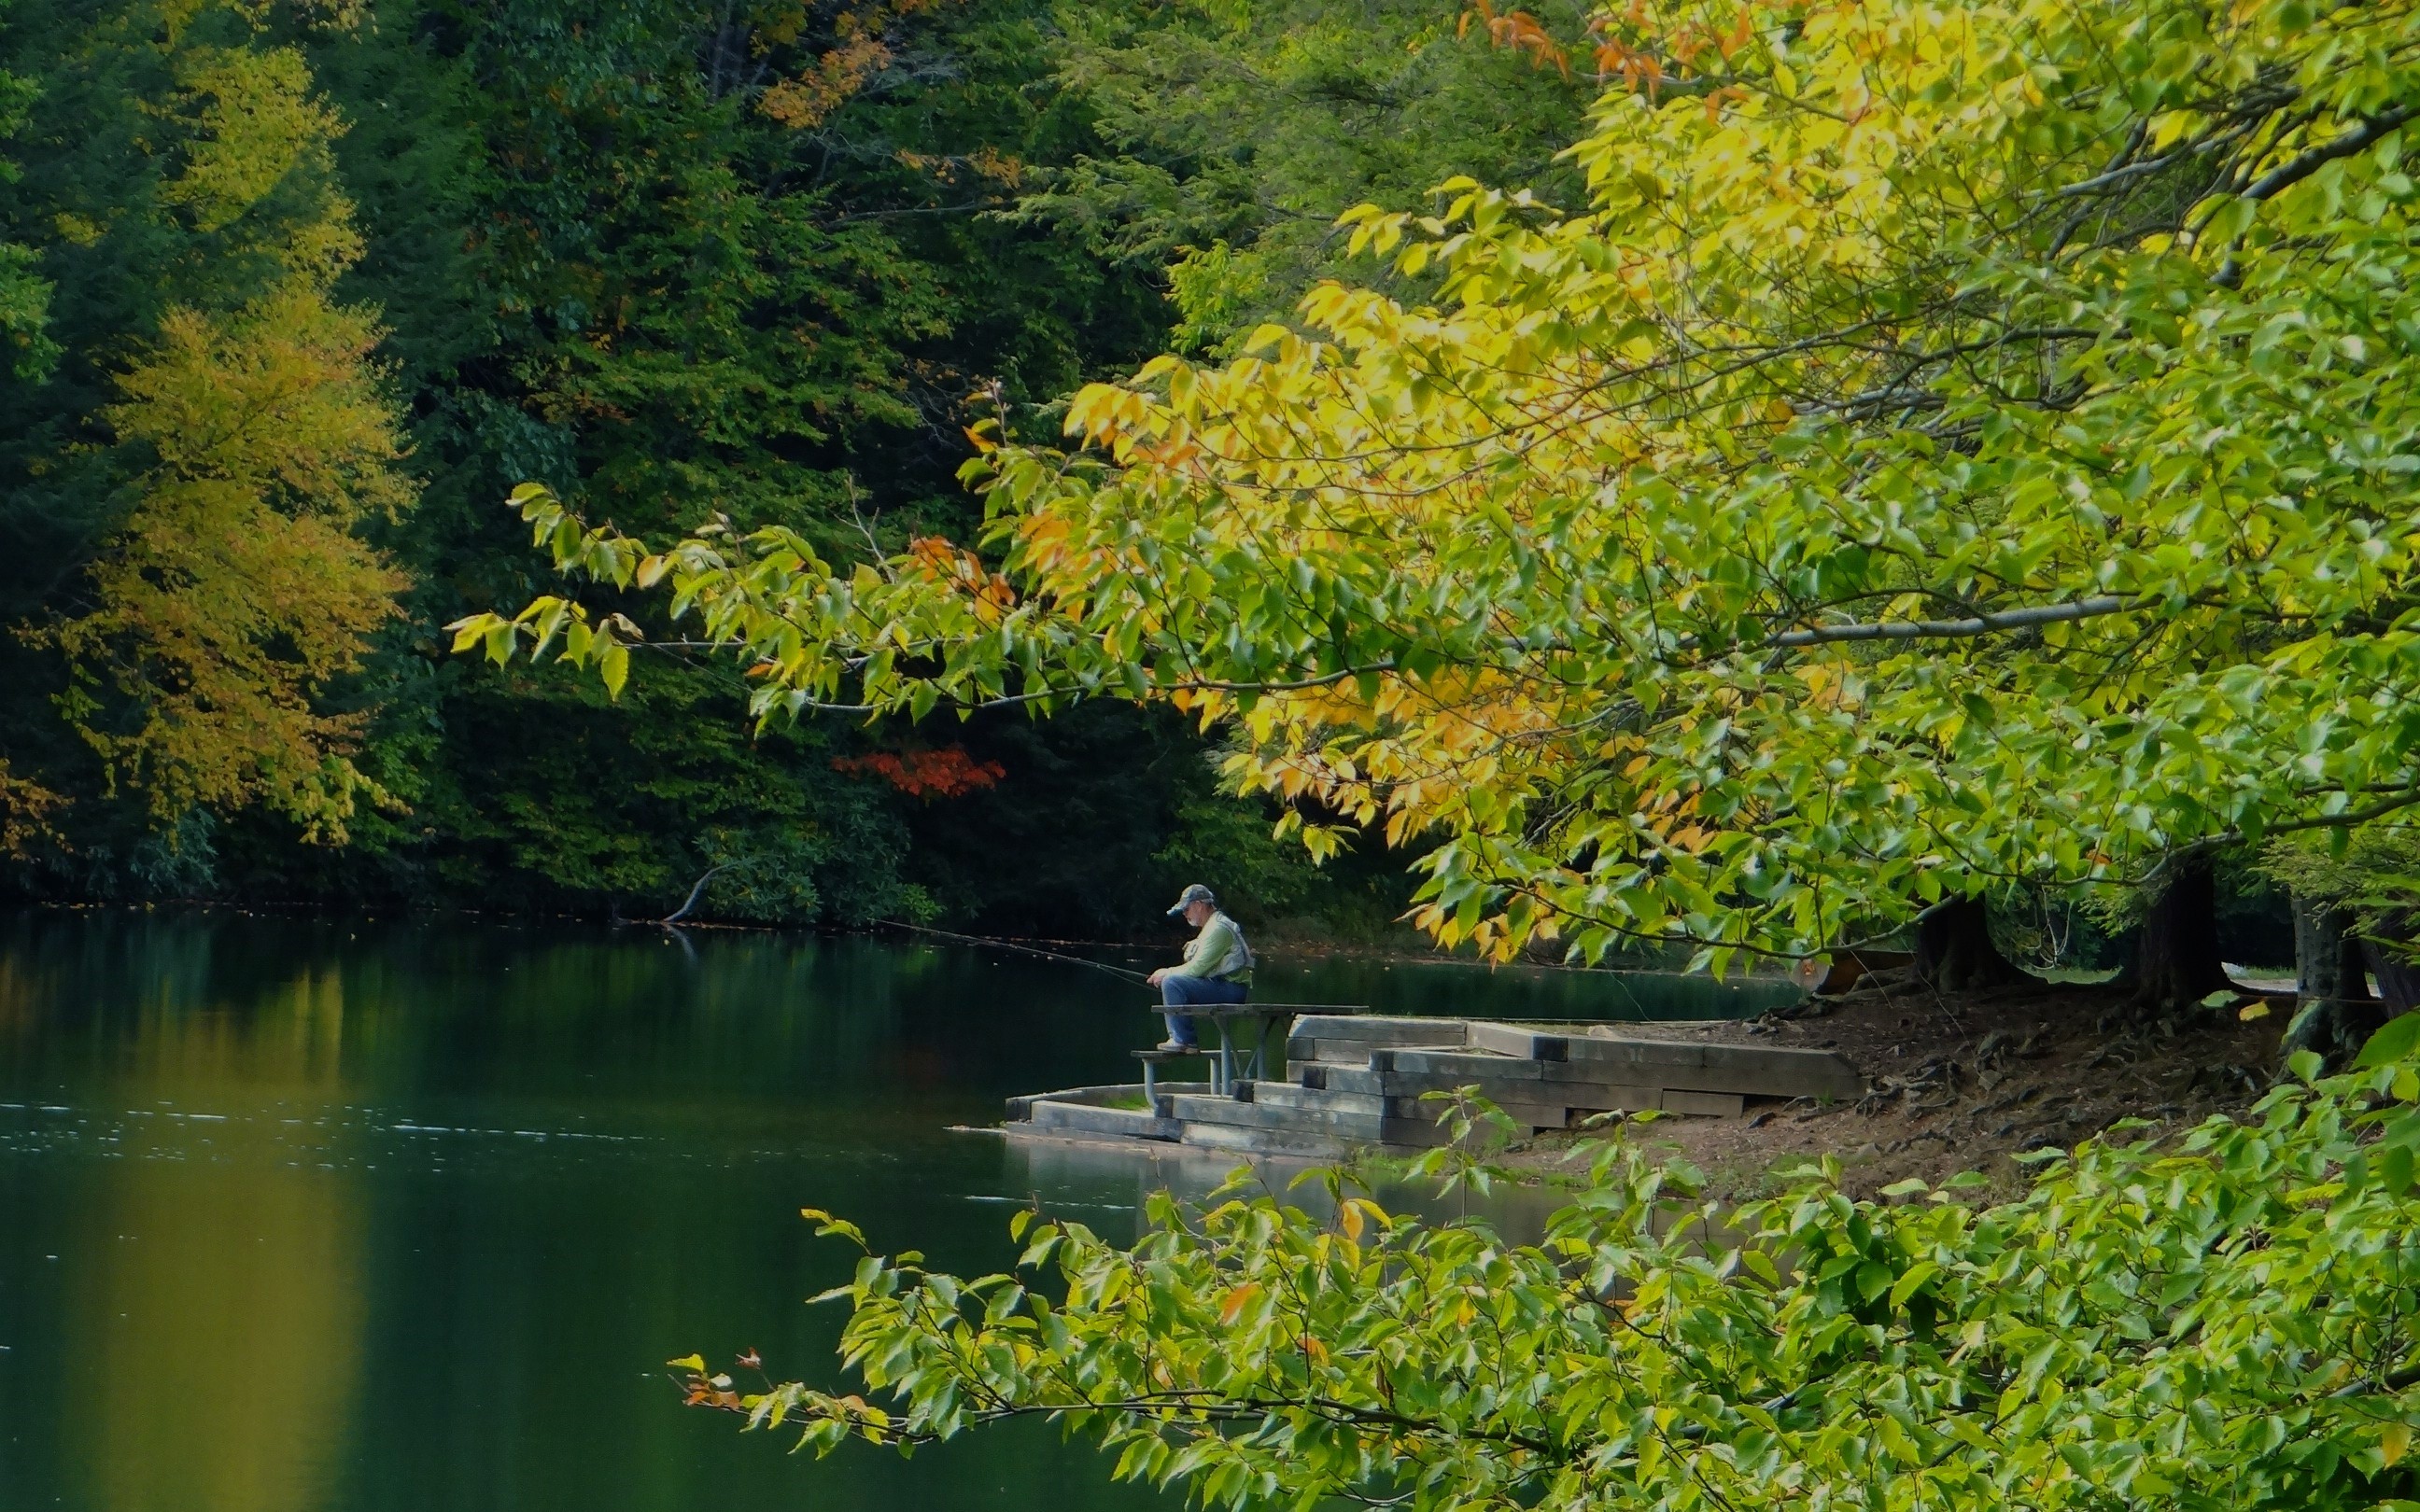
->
[1003, 1013, 1864, 1160]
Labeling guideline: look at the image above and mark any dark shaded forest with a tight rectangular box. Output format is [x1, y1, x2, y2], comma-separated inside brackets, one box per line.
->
[0, 0, 1596, 933]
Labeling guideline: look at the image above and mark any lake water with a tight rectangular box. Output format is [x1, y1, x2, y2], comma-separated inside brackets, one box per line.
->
[0, 911, 1794, 1512]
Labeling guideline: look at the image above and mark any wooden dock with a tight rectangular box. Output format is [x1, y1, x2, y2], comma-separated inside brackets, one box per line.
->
[1004, 1014, 1864, 1159]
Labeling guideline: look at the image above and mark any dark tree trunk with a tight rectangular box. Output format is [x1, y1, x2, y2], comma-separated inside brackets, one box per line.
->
[2281, 894, 2383, 1068]
[1912, 896, 2033, 992]
[2127, 854, 2236, 1008]
[2364, 937, 2420, 1015]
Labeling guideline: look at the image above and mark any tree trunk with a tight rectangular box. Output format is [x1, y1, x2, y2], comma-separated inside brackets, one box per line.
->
[2127, 854, 2235, 1008]
[2280, 894, 2383, 1068]
[2364, 936, 2420, 1015]
[1912, 896, 2033, 992]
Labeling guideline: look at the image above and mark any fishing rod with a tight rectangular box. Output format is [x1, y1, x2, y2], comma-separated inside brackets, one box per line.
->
[880, 919, 1155, 984]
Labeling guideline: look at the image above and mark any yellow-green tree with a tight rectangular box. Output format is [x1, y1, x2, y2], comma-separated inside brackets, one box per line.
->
[44, 16, 412, 842]
[471, 0, 2420, 974]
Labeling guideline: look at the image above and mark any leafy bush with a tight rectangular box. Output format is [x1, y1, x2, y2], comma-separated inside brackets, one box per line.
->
[691, 1030, 2420, 1511]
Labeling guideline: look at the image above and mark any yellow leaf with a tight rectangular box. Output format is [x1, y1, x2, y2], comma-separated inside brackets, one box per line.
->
[2383, 1422, 2409, 1467]
[1217, 1282, 1261, 1325]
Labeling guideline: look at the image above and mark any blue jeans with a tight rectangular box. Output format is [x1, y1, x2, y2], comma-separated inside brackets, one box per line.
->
[1161, 973, 1247, 1046]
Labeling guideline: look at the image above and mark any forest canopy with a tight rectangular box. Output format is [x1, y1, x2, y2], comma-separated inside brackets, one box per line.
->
[0, 0, 1590, 931]
[473, 0, 2420, 976]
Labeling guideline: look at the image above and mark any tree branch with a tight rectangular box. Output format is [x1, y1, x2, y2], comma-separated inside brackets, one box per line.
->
[1767, 595, 2132, 647]
[2236, 105, 2420, 203]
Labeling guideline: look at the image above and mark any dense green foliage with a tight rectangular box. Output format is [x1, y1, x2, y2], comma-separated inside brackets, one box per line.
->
[479, 0, 2420, 973]
[0, 0, 1574, 929]
[1020, 0, 1596, 348]
[694, 1032, 2420, 1511]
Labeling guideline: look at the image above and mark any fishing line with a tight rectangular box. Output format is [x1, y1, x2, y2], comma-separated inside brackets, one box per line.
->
[880, 919, 1155, 984]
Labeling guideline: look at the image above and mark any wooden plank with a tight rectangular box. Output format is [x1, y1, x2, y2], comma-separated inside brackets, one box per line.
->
[1549, 1084, 1664, 1113]
[1287, 1015, 1473, 1046]
[1374, 1044, 1846, 1105]
[1248, 1083, 1386, 1117]
[1280, 1037, 1358, 1065]
[1383, 1097, 1569, 1128]
[1662, 1089, 1745, 1118]
[1377, 1048, 1550, 1081]
[1287, 1037, 1463, 1068]
[1465, 1022, 1569, 1061]
[1302, 1064, 1381, 1096]
[1375, 1070, 1583, 1104]
[1322, 1065, 1637, 1110]
[1558, 1035, 1863, 1099]
[1370, 1116, 1540, 1150]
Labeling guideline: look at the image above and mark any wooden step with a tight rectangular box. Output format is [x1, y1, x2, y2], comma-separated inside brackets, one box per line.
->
[1291, 1040, 1466, 1069]
[1465, 1021, 1570, 1060]
[1246, 1081, 1386, 1117]
[1288, 1015, 1473, 1045]
[1287, 1015, 1473, 1067]
[1310, 1059, 1716, 1119]
[1379, 1042, 1857, 1102]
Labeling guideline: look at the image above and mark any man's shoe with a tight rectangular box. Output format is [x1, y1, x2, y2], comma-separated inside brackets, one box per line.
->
[1159, 1039, 1195, 1051]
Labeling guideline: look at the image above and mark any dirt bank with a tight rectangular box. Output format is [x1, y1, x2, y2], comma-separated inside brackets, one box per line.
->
[1507, 974, 2288, 1200]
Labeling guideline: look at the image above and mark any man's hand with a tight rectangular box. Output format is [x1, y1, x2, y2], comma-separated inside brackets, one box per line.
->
[1147, 968, 1167, 986]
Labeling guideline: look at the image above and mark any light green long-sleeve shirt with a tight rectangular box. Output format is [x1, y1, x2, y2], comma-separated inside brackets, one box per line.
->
[1168, 911, 1253, 983]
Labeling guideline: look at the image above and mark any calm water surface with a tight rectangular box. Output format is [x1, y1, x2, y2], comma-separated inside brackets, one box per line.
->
[0, 912, 1792, 1512]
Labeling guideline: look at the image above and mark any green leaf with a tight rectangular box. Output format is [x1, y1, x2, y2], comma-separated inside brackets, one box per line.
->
[1889, 1261, 1941, 1309]
[2356, 1014, 2420, 1069]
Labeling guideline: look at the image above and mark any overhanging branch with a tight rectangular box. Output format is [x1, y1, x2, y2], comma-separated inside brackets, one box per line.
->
[2237, 105, 2420, 203]
[1768, 595, 2132, 647]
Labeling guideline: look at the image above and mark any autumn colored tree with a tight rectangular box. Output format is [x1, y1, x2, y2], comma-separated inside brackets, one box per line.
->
[53, 283, 411, 839]
[0, 2, 413, 850]
[0, 0, 1227, 918]
[472, 0, 2420, 977]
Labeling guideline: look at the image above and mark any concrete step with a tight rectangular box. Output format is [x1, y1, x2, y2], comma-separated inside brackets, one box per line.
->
[1024, 1099, 1180, 1141]
[1006, 1082, 1164, 1121]
[1259, 1081, 1570, 1128]
[1179, 1120, 1359, 1161]
[1172, 1090, 1549, 1149]
[1170, 1092, 1388, 1141]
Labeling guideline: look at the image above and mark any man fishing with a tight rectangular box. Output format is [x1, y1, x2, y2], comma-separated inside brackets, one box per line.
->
[1148, 884, 1253, 1051]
